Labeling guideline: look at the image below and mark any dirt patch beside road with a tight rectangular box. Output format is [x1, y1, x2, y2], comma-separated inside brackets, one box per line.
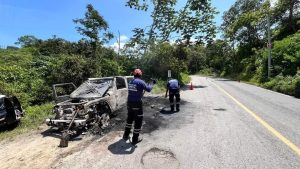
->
[0, 125, 91, 169]
[0, 95, 173, 169]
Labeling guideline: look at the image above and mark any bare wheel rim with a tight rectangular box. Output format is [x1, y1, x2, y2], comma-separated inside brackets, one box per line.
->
[100, 113, 110, 128]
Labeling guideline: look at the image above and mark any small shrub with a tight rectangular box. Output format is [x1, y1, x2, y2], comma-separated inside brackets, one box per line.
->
[21, 103, 54, 128]
[294, 72, 300, 98]
[179, 72, 191, 85]
[0, 103, 54, 140]
[263, 73, 300, 97]
[197, 68, 214, 76]
[151, 80, 167, 94]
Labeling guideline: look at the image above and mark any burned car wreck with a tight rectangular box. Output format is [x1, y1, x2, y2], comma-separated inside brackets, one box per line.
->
[46, 76, 132, 147]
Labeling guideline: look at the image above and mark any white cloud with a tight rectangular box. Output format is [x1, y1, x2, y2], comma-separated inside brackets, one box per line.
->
[270, 0, 278, 8]
[110, 42, 126, 52]
[109, 35, 129, 52]
[168, 36, 198, 45]
[119, 35, 129, 42]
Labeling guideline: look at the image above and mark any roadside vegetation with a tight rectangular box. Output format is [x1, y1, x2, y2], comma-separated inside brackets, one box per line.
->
[0, 103, 53, 140]
[0, 0, 299, 139]
[211, 0, 299, 97]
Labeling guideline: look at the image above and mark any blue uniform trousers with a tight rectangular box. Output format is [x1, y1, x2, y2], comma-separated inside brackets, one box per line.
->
[123, 101, 143, 142]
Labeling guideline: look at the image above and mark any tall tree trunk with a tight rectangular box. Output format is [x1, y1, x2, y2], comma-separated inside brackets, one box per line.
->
[288, 3, 296, 33]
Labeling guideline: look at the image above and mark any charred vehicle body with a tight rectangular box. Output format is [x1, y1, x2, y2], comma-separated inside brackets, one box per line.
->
[0, 95, 25, 126]
[46, 76, 133, 147]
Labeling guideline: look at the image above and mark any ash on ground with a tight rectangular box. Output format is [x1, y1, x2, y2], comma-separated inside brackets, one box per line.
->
[42, 95, 177, 141]
[109, 95, 171, 134]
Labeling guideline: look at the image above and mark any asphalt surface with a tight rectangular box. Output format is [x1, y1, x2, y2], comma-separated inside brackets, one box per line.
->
[53, 75, 300, 169]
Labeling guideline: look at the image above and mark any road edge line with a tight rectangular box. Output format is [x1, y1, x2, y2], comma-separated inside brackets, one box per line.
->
[209, 80, 300, 156]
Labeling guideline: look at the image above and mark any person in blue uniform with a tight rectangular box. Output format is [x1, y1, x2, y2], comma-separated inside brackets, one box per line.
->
[165, 78, 180, 112]
[123, 69, 156, 145]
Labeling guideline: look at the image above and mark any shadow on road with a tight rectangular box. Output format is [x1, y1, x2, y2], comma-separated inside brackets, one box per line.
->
[213, 108, 227, 111]
[0, 122, 19, 133]
[211, 78, 236, 82]
[181, 85, 207, 91]
[160, 108, 177, 115]
[41, 128, 62, 139]
[108, 139, 136, 155]
[40, 128, 83, 142]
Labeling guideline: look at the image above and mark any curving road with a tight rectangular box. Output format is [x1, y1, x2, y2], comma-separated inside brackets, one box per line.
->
[50, 75, 300, 168]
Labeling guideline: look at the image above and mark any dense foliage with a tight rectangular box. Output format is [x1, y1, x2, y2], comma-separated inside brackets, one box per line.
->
[126, 0, 218, 51]
[1, 0, 299, 111]
[217, 0, 300, 97]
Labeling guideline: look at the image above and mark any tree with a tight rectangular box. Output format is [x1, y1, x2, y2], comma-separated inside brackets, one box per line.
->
[15, 35, 42, 48]
[73, 4, 114, 54]
[205, 40, 233, 75]
[126, 0, 217, 52]
[273, 0, 300, 40]
[176, 0, 218, 45]
[221, 0, 269, 75]
[221, 0, 267, 49]
[138, 42, 188, 81]
[38, 36, 75, 56]
[73, 4, 118, 77]
[220, 0, 300, 83]
[186, 45, 206, 73]
[44, 54, 88, 86]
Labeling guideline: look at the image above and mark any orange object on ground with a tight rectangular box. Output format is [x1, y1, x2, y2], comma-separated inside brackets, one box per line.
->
[190, 82, 194, 90]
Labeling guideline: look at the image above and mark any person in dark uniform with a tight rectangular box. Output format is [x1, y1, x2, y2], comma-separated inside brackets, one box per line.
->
[123, 69, 156, 145]
[165, 78, 180, 112]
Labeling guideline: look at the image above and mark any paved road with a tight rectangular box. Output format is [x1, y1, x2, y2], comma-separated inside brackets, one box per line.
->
[54, 75, 300, 169]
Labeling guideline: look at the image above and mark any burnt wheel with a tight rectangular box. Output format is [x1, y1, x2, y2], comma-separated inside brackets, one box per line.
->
[100, 113, 110, 129]
[96, 102, 111, 129]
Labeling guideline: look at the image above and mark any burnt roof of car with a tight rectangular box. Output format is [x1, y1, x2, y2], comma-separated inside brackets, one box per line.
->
[70, 79, 112, 99]
[88, 77, 114, 80]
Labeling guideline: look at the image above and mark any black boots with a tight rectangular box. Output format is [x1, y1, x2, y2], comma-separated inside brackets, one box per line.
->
[171, 104, 180, 112]
[176, 104, 180, 112]
[122, 129, 130, 141]
[170, 105, 174, 112]
[131, 134, 143, 145]
[124, 132, 143, 145]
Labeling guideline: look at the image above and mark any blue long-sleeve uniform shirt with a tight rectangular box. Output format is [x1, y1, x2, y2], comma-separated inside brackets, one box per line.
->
[128, 78, 153, 102]
[167, 79, 180, 90]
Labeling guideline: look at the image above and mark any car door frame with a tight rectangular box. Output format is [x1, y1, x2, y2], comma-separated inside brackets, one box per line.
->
[52, 83, 77, 103]
[115, 76, 128, 109]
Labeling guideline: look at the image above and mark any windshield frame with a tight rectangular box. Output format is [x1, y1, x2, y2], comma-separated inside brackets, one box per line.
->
[70, 78, 113, 99]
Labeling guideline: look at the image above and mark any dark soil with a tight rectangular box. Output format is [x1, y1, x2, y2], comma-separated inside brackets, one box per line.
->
[109, 96, 171, 134]
[42, 95, 188, 144]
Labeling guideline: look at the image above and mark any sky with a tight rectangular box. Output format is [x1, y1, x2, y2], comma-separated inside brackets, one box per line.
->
[0, 0, 236, 48]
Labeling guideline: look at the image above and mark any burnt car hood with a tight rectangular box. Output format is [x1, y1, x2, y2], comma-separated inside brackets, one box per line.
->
[70, 79, 112, 99]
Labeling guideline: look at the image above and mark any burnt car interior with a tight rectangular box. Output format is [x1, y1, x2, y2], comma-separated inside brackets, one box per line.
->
[53, 83, 77, 103]
[116, 77, 126, 89]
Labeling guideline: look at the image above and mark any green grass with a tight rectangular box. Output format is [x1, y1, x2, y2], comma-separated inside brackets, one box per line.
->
[196, 68, 215, 76]
[180, 72, 191, 85]
[0, 103, 54, 140]
[152, 80, 167, 94]
[151, 73, 192, 94]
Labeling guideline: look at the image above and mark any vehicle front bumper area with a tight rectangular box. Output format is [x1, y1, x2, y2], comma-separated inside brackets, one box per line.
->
[45, 118, 87, 128]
